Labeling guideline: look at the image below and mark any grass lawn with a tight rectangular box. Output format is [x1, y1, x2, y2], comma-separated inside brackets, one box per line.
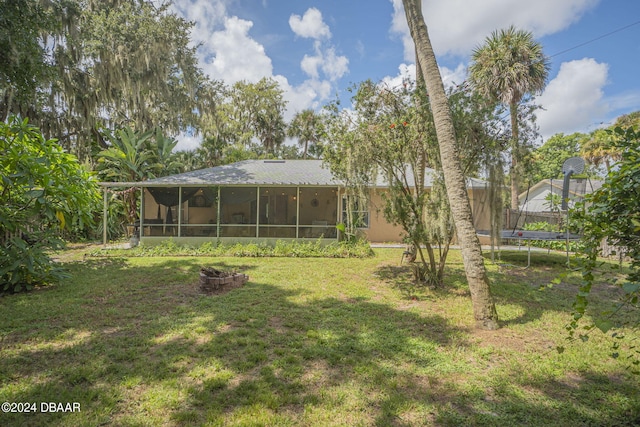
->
[1, 246, 638, 426]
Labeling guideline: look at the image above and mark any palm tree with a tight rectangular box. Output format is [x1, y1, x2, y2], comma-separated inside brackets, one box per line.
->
[288, 109, 323, 159]
[255, 108, 286, 154]
[614, 110, 640, 129]
[581, 128, 621, 173]
[469, 26, 550, 210]
[97, 127, 155, 225]
[402, 0, 499, 330]
[173, 150, 202, 173]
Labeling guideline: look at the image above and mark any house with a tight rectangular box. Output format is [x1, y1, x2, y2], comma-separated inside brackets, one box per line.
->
[100, 160, 493, 245]
[518, 178, 603, 212]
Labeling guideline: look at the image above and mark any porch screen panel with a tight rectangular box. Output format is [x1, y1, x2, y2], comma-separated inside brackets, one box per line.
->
[183, 187, 218, 237]
[258, 187, 297, 238]
[298, 187, 338, 239]
[220, 187, 257, 237]
[143, 187, 196, 236]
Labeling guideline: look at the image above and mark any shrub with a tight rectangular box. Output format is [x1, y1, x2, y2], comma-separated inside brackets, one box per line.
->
[89, 238, 374, 259]
[0, 238, 69, 292]
[0, 117, 99, 293]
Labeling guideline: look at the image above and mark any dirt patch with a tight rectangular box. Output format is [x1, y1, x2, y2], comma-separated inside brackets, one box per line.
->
[471, 327, 555, 354]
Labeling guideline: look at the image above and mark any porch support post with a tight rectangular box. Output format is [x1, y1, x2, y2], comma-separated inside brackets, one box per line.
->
[103, 187, 108, 247]
[178, 186, 182, 237]
[140, 187, 145, 237]
[256, 187, 260, 238]
[296, 186, 300, 239]
[216, 186, 221, 239]
[336, 186, 342, 241]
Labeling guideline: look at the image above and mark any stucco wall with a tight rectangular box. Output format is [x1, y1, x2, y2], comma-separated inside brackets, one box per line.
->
[363, 187, 492, 243]
[361, 190, 405, 242]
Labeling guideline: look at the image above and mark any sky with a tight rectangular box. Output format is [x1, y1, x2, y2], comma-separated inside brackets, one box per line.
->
[167, 0, 640, 151]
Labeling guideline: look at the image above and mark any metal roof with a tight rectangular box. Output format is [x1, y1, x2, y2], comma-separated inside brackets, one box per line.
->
[518, 178, 604, 212]
[138, 160, 338, 187]
[100, 159, 490, 189]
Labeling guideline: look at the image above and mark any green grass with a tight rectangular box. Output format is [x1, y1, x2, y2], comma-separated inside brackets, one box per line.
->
[1, 247, 638, 426]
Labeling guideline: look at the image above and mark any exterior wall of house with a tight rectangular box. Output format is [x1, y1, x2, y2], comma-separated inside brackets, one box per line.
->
[361, 190, 405, 242]
[469, 188, 490, 231]
[361, 188, 492, 243]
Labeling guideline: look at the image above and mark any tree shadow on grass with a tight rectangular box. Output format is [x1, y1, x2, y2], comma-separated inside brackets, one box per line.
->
[481, 251, 629, 329]
[373, 250, 629, 329]
[0, 256, 638, 426]
[375, 261, 570, 332]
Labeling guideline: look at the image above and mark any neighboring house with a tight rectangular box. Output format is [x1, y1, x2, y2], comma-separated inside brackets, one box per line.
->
[518, 178, 603, 212]
[100, 159, 492, 245]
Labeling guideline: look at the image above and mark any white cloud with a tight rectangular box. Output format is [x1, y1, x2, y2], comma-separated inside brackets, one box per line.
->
[204, 16, 274, 84]
[290, 8, 348, 92]
[536, 58, 609, 138]
[380, 62, 465, 91]
[289, 8, 331, 40]
[169, 2, 345, 132]
[301, 52, 323, 79]
[440, 63, 467, 88]
[175, 133, 202, 152]
[300, 40, 349, 82]
[276, 76, 333, 119]
[390, 0, 599, 60]
[380, 63, 415, 89]
[169, 1, 274, 84]
[169, 0, 228, 46]
[320, 47, 349, 81]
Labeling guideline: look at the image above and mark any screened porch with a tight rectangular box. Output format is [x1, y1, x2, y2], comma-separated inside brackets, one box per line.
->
[141, 185, 340, 241]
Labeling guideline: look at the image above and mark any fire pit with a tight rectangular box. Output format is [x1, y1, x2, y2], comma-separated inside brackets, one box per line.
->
[199, 267, 249, 292]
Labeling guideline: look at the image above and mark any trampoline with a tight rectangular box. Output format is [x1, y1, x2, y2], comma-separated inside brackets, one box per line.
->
[479, 230, 582, 268]
[483, 157, 586, 268]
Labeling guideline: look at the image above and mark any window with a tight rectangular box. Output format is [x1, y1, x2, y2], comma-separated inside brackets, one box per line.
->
[342, 195, 369, 228]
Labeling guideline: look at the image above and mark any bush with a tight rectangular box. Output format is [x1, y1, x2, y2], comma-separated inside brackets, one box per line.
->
[0, 238, 69, 292]
[0, 117, 99, 293]
[523, 221, 558, 232]
[522, 221, 585, 252]
[88, 238, 375, 259]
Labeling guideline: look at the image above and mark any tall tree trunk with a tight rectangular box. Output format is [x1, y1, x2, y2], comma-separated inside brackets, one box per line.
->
[509, 103, 520, 210]
[402, 0, 499, 330]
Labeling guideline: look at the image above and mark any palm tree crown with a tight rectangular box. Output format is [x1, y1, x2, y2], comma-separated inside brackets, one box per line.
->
[288, 109, 323, 159]
[469, 25, 549, 107]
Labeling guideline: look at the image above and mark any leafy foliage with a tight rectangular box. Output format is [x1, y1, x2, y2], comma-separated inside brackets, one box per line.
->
[324, 80, 447, 285]
[580, 128, 624, 175]
[569, 127, 640, 372]
[0, 117, 99, 292]
[88, 238, 374, 259]
[527, 132, 588, 183]
[324, 79, 502, 286]
[208, 78, 287, 153]
[0, 0, 58, 115]
[96, 126, 187, 228]
[1, 0, 209, 161]
[521, 221, 585, 252]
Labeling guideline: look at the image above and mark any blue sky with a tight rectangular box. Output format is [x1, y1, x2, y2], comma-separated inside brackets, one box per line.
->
[168, 0, 640, 150]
